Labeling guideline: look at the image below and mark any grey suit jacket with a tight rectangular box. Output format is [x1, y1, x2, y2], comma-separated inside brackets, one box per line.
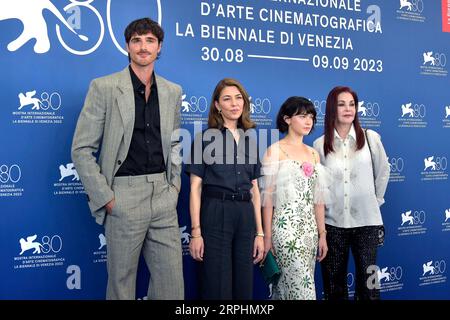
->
[71, 67, 182, 225]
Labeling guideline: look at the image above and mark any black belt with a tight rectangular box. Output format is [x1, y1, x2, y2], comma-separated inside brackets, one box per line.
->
[204, 190, 252, 202]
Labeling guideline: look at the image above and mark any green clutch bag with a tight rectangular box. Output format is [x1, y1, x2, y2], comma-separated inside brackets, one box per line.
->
[259, 251, 281, 286]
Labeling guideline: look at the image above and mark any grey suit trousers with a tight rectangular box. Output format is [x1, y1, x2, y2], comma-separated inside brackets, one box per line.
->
[105, 172, 184, 300]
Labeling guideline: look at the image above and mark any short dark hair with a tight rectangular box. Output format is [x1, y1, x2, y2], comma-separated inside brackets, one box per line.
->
[276, 96, 317, 133]
[124, 18, 164, 44]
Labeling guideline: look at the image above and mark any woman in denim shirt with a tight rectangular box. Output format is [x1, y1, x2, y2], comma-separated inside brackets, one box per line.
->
[185, 78, 264, 299]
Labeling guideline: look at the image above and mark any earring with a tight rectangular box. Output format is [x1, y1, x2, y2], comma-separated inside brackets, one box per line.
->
[218, 109, 222, 113]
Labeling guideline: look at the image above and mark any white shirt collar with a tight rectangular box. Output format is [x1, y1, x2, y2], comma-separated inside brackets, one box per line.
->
[334, 125, 356, 142]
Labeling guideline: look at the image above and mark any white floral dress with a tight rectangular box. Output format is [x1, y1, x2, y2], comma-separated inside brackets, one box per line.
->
[261, 158, 331, 300]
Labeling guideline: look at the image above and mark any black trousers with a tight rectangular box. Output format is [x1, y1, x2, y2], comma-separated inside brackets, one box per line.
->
[200, 197, 256, 300]
[321, 224, 381, 300]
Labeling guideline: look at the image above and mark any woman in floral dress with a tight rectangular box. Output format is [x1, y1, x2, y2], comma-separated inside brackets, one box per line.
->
[260, 96, 331, 300]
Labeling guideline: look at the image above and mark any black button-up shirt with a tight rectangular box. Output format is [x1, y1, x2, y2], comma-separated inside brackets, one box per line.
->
[185, 128, 261, 193]
[115, 67, 165, 176]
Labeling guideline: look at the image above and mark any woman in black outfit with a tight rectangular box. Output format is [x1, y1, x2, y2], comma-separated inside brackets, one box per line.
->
[186, 78, 264, 299]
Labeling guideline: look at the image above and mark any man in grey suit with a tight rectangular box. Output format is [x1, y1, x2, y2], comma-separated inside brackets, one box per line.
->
[71, 18, 184, 300]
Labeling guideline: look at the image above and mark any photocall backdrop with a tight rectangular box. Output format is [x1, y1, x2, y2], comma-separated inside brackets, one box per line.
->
[1, 0, 449, 299]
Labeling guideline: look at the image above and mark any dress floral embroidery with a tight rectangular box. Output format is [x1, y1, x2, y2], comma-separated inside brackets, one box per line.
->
[271, 160, 318, 299]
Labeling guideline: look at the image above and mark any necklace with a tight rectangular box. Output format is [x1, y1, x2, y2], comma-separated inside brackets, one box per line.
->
[227, 127, 240, 143]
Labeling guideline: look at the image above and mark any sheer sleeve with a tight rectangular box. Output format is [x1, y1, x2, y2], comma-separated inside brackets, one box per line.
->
[313, 163, 334, 206]
[259, 160, 281, 208]
[367, 129, 390, 206]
